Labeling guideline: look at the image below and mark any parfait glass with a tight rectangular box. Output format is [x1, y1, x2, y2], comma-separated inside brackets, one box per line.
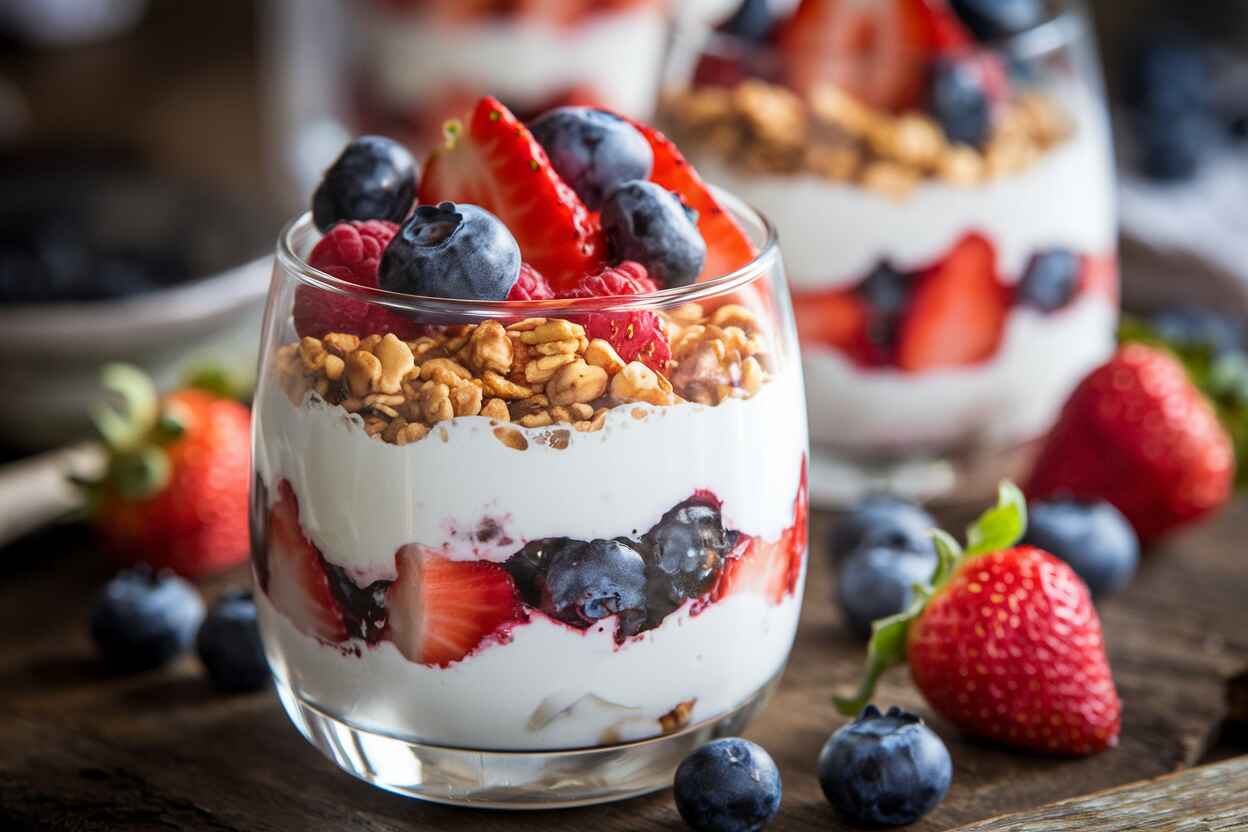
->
[250, 195, 808, 807]
[660, 0, 1118, 504]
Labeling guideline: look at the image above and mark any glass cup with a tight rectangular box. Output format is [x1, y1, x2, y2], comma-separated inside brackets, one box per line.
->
[250, 197, 809, 807]
[659, 0, 1118, 504]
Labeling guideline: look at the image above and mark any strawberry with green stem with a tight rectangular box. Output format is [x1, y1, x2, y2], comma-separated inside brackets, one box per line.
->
[835, 483, 1121, 756]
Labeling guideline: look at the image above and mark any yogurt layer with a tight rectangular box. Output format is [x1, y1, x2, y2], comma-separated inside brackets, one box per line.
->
[359, 3, 667, 119]
[805, 293, 1116, 450]
[259, 578, 802, 750]
[255, 367, 807, 579]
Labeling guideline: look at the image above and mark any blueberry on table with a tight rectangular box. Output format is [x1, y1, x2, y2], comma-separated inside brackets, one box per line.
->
[601, 180, 706, 289]
[90, 567, 205, 673]
[1149, 306, 1246, 357]
[311, 136, 418, 232]
[1023, 499, 1139, 597]
[818, 705, 952, 827]
[829, 495, 936, 563]
[929, 58, 992, 148]
[1016, 249, 1080, 313]
[949, 0, 1045, 40]
[196, 591, 270, 693]
[542, 539, 647, 632]
[379, 202, 521, 300]
[529, 107, 654, 211]
[674, 737, 782, 832]
[837, 545, 938, 639]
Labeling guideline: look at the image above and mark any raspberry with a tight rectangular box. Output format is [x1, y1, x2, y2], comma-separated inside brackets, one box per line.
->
[293, 221, 425, 339]
[507, 263, 555, 301]
[560, 262, 658, 299]
[585, 311, 671, 373]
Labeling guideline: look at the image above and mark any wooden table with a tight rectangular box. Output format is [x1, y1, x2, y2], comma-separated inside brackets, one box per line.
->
[2, 497, 1246, 831]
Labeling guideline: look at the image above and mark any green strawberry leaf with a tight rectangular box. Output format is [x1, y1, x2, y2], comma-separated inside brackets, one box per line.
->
[928, 528, 963, 588]
[965, 481, 1027, 557]
[833, 601, 917, 716]
[90, 364, 159, 452]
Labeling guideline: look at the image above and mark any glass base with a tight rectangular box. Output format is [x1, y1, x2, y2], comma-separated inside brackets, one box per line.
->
[273, 672, 781, 809]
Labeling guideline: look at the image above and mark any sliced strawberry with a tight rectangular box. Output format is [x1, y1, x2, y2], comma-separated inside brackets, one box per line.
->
[584, 310, 671, 373]
[792, 288, 881, 366]
[265, 482, 348, 642]
[896, 233, 1006, 371]
[385, 547, 523, 668]
[624, 118, 759, 281]
[508, 263, 556, 300]
[714, 461, 807, 604]
[561, 261, 657, 298]
[1080, 253, 1119, 305]
[419, 96, 605, 290]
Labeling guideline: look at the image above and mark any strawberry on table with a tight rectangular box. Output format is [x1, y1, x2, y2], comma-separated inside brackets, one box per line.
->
[1026, 344, 1235, 543]
[82, 365, 251, 578]
[263, 481, 349, 643]
[836, 483, 1122, 756]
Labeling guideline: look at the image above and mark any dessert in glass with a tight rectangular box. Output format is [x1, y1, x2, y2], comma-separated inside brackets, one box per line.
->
[660, 0, 1118, 502]
[251, 96, 808, 807]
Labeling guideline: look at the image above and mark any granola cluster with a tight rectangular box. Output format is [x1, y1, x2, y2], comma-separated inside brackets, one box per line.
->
[275, 302, 774, 447]
[661, 80, 1072, 200]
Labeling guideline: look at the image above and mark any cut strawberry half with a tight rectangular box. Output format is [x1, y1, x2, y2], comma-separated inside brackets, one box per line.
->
[714, 461, 807, 604]
[896, 233, 1007, 371]
[792, 289, 882, 366]
[419, 96, 605, 291]
[265, 481, 348, 643]
[385, 547, 523, 668]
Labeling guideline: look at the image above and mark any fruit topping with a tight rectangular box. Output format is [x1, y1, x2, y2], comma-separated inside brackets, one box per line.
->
[948, 0, 1044, 40]
[560, 261, 657, 298]
[583, 309, 671, 373]
[1026, 344, 1234, 543]
[643, 497, 739, 622]
[265, 481, 348, 643]
[817, 705, 951, 827]
[196, 591, 269, 693]
[896, 233, 1006, 371]
[90, 566, 205, 673]
[507, 262, 555, 301]
[419, 96, 605, 290]
[829, 494, 936, 563]
[311, 136, 418, 232]
[601, 180, 707, 289]
[385, 547, 522, 667]
[837, 484, 1122, 756]
[837, 542, 937, 640]
[529, 106, 654, 211]
[674, 738, 782, 832]
[1015, 247, 1080, 312]
[928, 56, 993, 148]
[379, 202, 521, 300]
[1023, 499, 1139, 598]
[542, 538, 649, 638]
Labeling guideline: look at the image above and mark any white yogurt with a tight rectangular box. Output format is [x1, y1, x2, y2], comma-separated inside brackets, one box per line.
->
[358, 3, 667, 119]
[254, 367, 808, 578]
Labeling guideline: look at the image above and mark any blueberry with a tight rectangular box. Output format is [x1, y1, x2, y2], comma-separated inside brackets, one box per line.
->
[717, 0, 776, 42]
[858, 262, 912, 349]
[529, 107, 653, 211]
[1136, 110, 1213, 182]
[542, 539, 647, 634]
[323, 563, 390, 644]
[89, 568, 205, 673]
[1126, 35, 1213, 118]
[829, 495, 935, 563]
[505, 537, 572, 609]
[1016, 248, 1080, 313]
[837, 545, 938, 640]
[674, 738, 782, 832]
[929, 58, 992, 148]
[601, 180, 706, 288]
[643, 499, 738, 621]
[379, 202, 521, 300]
[949, 0, 1045, 40]
[196, 591, 270, 693]
[311, 136, 417, 232]
[1150, 306, 1246, 356]
[818, 705, 952, 827]
[1023, 499, 1139, 597]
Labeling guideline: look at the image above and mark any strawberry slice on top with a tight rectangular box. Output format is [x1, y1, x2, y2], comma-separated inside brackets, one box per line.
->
[265, 481, 349, 643]
[419, 96, 605, 292]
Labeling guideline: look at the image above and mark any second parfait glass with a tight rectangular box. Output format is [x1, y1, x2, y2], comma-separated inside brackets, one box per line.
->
[250, 196, 808, 807]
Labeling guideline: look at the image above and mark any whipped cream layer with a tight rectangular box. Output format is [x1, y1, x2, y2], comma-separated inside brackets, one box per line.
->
[259, 579, 802, 750]
[804, 293, 1116, 450]
[359, 4, 666, 119]
[695, 91, 1116, 287]
[254, 367, 807, 578]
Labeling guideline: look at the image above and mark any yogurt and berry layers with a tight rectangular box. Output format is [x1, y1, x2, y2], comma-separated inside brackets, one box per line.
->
[252, 98, 809, 750]
[349, 0, 668, 155]
[662, 0, 1119, 455]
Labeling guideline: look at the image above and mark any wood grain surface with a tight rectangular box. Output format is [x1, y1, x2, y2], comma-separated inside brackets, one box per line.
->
[1, 497, 1246, 831]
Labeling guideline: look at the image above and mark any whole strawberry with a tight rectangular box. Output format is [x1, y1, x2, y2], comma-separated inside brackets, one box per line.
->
[1027, 343, 1234, 543]
[836, 484, 1122, 756]
[83, 365, 251, 578]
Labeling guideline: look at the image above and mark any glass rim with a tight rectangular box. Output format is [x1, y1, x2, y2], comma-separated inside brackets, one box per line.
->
[275, 187, 781, 316]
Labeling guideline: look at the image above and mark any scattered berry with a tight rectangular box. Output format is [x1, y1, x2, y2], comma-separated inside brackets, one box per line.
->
[196, 591, 269, 692]
[561, 261, 657, 298]
[1023, 499, 1139, 597]
[90, 567, 204, 673]
[1016, 248, 1081, 312]
[949, 0, 1044, 40]
[1150, 306, 1246, 356]
[583, 310, 671, 373]
[507, 263, 555, 301]
[716, 0, 777, 42]
[643, 498, 739, 621]
[829, 494, 935, 563]
[929, 57, 992, 148]
[542, 538, 648, 638]
[380, 202, 521, 300]
[311, 136, 417, 232]
[1027, 344, 1235, 543]
[262, 481, 348, 643]
[818, 705, 951, 827]
[837, 544, 937, 639]
[674, 738, 782, 832]
[529, 107, 654, 211]
[601, 180, 706, 289]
